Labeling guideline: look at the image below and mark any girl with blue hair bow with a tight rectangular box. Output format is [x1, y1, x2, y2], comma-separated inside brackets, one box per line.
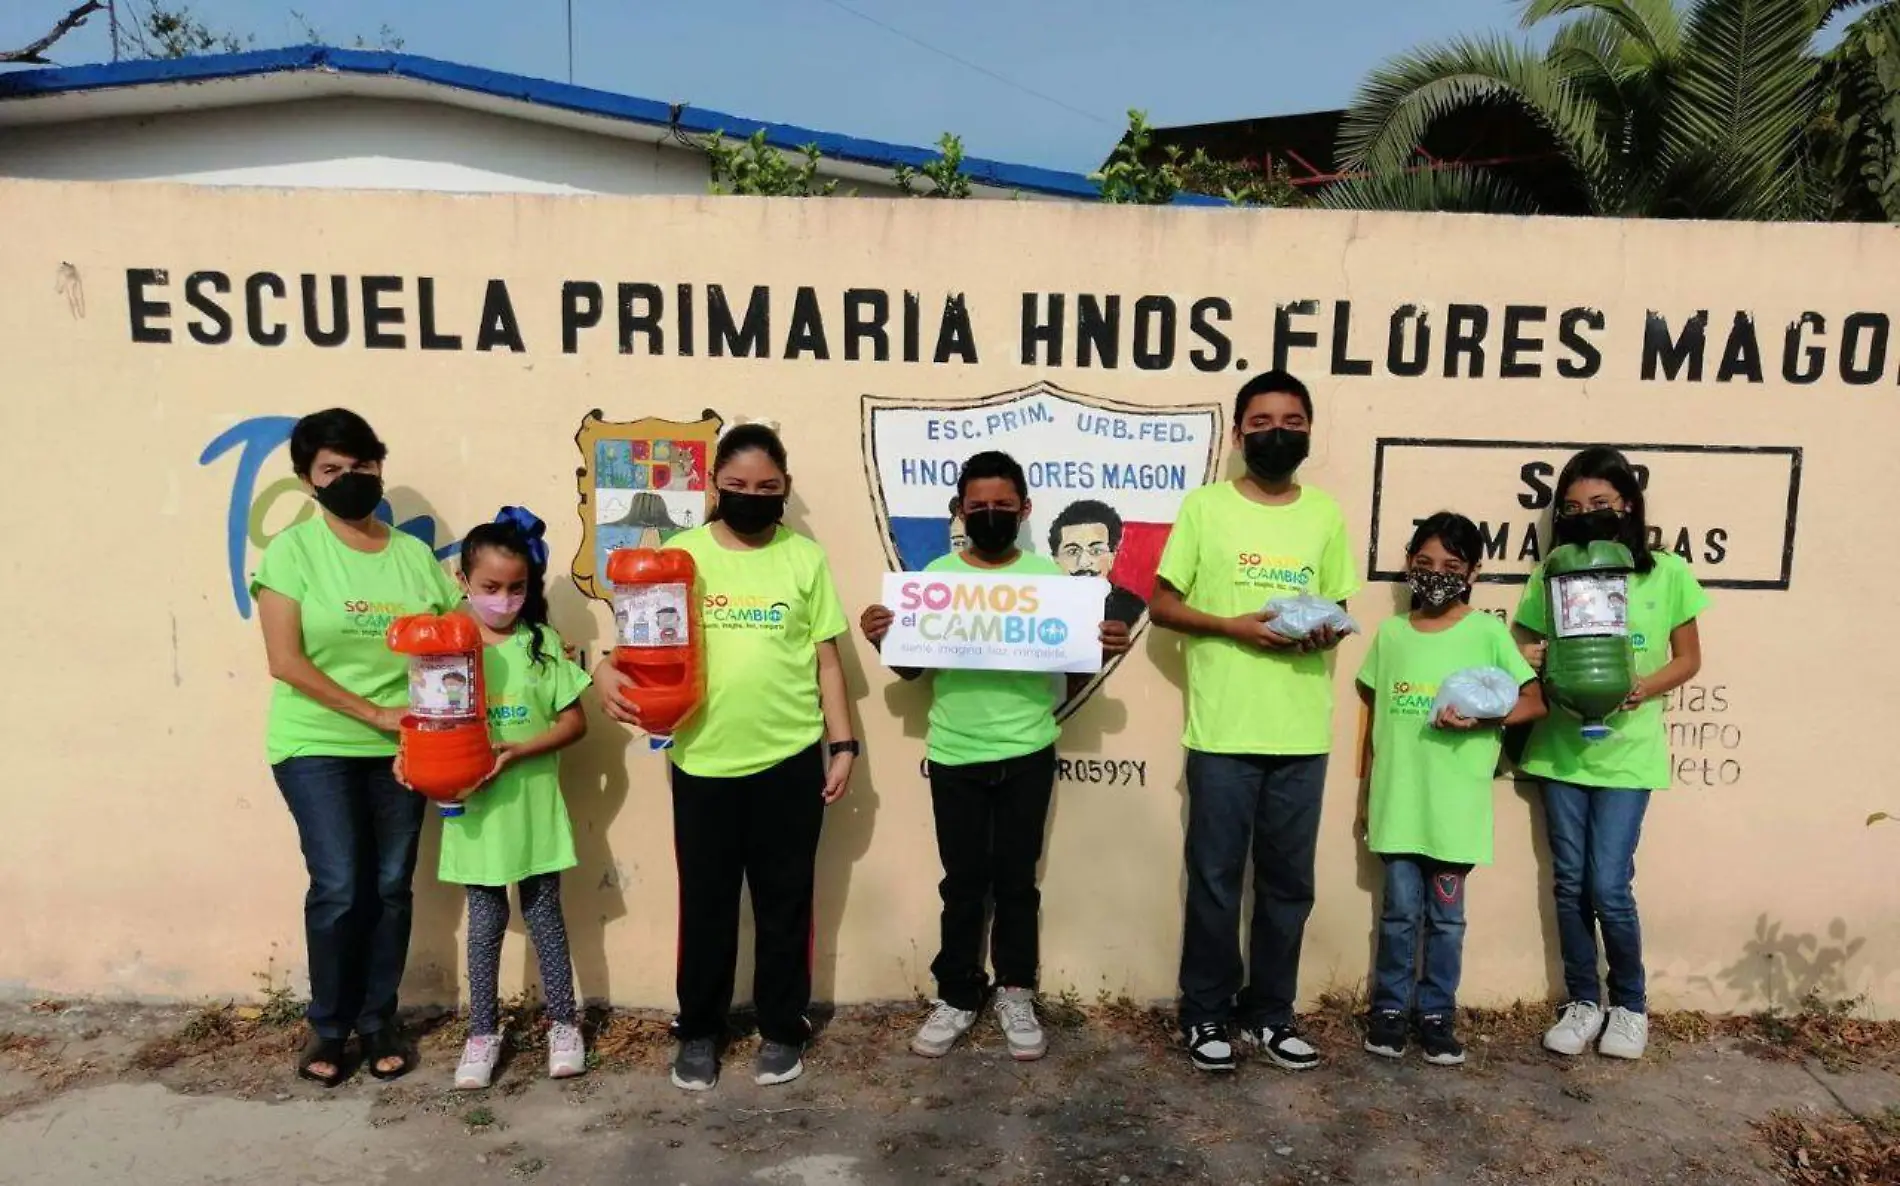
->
[436, 506, 594, 1089]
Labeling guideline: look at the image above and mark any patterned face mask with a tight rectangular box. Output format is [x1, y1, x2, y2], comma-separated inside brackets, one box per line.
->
[1406, 568, 1468, 609]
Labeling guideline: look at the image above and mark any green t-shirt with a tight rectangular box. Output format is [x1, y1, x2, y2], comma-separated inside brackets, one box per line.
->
[923, 551, 1064, 767]
[250, 517, 462, 763]
[1356, 612, 1536, 866]
[439, 624, 590, 886]
[668, 525, 849, 779]
[1155, 481, 1361, 755]
[1514, 549, 1710, 790]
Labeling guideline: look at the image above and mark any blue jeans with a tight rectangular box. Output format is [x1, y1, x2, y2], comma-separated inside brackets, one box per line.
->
[1542, 781, 1650, 1012]
[1370, 856, 1469, 1016]
[1178, 751, 1327, 1029]
[272, 756, 425, 1041]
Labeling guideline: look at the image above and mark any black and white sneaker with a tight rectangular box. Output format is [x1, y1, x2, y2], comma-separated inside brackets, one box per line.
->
[1417, 1014, 1466, 1067]
[1184, 1022, 1236, 1073]
[669, 1037, 719, 1092]
[1240, 1020, 1321, 1071]
[754, 1039, 805, 1086]
[1363, 1010, 1407, 1060]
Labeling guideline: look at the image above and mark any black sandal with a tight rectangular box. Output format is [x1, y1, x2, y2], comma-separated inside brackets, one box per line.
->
[361, 1027, 414, 1081]
[297, 1036, 348, 1089]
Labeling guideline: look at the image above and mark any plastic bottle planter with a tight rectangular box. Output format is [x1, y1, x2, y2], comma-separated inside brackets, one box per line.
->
[606, 548, 704, 751]
[385, 612, 491, 817]
[1542, 541, 1638, 743]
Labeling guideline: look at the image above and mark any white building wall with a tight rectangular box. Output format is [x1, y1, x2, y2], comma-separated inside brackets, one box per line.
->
[0, 96, 725, 195]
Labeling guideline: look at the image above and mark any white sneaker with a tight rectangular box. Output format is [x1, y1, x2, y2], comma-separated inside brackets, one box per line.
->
[1543, 1001, 1606, 1056]
[910, 1000, 978, 1058]
[454, 1033, 503, 1090]
[547, 1021, 586, 1079]
[1598, 1007, 1648, 1060]
[992, 988, 1047, 1061]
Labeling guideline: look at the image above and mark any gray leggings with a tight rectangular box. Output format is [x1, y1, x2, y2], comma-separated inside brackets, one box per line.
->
[465, 872, 577, 1035]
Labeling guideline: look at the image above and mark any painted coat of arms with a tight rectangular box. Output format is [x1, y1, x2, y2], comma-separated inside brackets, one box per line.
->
[863, 381, 1223, 714]
[571, 409, 724, 601]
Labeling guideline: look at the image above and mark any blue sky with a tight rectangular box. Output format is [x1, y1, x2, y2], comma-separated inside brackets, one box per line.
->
[8, 0, 1540, 172]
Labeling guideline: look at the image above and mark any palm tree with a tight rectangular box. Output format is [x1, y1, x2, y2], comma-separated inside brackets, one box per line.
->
[1326, 0, 1899, 220]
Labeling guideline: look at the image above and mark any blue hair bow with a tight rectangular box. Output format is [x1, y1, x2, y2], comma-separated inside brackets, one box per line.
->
[494, 505, 548, 569]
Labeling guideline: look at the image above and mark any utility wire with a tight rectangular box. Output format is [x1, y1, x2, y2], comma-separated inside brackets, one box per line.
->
[807, 0, 1110, 127]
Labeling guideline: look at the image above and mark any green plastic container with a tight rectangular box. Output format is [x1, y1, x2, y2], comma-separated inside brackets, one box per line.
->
[1542, 541, 1637, 743]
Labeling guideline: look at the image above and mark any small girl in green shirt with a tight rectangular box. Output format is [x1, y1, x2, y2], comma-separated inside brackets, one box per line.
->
[1355, 513, 1545, 1066]
[419, 508, 592, 1090]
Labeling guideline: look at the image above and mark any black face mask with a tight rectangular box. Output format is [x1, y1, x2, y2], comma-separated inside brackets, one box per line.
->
[1555, 508, 1625, 546]
[1242, 429, 1310, 482]
[718, 490, 786, 536]
[963, 509, 1021, 557]
[313, 471, 384, 521]
[1407, 569, 1469, 609]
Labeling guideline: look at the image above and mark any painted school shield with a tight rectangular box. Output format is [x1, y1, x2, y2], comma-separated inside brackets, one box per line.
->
[862, 381, 1223, 716]
[571, 409, 723, 601]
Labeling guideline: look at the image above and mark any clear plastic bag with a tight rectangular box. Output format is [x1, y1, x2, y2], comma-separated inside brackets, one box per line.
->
[1263, 594, 1360, 641]
[1432, 666, 1521, 721]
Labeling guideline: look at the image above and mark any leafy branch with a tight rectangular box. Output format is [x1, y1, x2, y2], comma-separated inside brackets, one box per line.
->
[895, 133, 974, 198]
[703, 129, 842, 197]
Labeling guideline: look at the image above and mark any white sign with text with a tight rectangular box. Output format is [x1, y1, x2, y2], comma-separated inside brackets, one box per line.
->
[880, 571, 1108, 674]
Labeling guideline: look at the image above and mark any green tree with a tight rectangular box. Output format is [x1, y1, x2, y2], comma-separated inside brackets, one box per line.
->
[1816, 2, 1900, 218]
[895, 133, 973, 198]
[1093, 109, 1312, 206]
[1329, 0, 1900, 220]
[703, 129, 841, 197]
[1092, 110, 1184, 204]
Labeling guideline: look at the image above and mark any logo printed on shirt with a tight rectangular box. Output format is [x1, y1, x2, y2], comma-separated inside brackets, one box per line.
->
[488, 703, 531, 725]
[1387, 678, 1442, 717]
[1236, 553, 1316, 592]
[341, 599, 408, 636]
[704, 593, 791, 631]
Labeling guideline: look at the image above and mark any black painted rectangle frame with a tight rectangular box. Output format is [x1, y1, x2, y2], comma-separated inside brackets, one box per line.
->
[1365, 437, 1803, 591]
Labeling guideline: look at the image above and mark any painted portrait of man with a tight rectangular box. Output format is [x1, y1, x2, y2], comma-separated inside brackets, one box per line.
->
[1049, 498, 1146, 629]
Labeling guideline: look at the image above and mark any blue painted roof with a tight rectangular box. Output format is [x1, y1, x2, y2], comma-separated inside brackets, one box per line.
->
[0, 44, 1227, 205]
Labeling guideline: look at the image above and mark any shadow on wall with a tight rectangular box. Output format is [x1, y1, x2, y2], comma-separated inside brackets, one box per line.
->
[547, 583, 634, 1010]
[1696, 914, 1868, 1012]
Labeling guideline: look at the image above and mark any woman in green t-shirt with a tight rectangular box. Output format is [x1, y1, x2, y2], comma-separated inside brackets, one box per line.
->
[595, 425, 858, 1095]
[1513, 447, 1709, 1064]
[251, 409, 462, 1088]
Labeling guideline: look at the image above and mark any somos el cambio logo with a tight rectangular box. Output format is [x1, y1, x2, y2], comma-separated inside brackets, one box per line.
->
[1238, 554, 1316, 591]
[863, 381, 1221, 718]
[895, 579, 1070, 647]
[1388, 679, 1441, 716]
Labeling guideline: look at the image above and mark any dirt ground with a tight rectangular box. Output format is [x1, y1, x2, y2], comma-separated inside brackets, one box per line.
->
[2, 994, 1897, 1186]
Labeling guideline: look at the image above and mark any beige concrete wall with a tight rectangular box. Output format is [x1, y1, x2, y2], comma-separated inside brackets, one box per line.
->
[2, 179, 1892, 1017]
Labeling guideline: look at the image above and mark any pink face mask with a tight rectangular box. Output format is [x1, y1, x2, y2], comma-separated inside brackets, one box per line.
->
[468, 592, 526, 628]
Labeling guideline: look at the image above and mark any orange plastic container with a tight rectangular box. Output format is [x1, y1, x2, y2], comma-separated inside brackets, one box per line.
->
[385, 612, 491, 816]
[605, 548, 704, 749]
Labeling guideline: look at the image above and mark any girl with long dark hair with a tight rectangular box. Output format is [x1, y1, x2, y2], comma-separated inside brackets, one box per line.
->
[594, 424, 858, 1093]
[430, 508, 592, 1089]
[1514, 448, 1708, 1062]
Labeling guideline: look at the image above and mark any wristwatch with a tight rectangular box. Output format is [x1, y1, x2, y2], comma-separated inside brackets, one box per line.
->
[828, 740, 861, 758]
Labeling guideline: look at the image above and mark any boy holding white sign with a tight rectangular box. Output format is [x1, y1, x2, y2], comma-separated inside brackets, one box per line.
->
[860, 451, 1130, 1062]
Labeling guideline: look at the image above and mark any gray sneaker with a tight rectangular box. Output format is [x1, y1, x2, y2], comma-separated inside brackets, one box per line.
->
[669, 1038, 718, 1092]
[754, 1039, 804, 1086]
[992, 988, 1047, 1061]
